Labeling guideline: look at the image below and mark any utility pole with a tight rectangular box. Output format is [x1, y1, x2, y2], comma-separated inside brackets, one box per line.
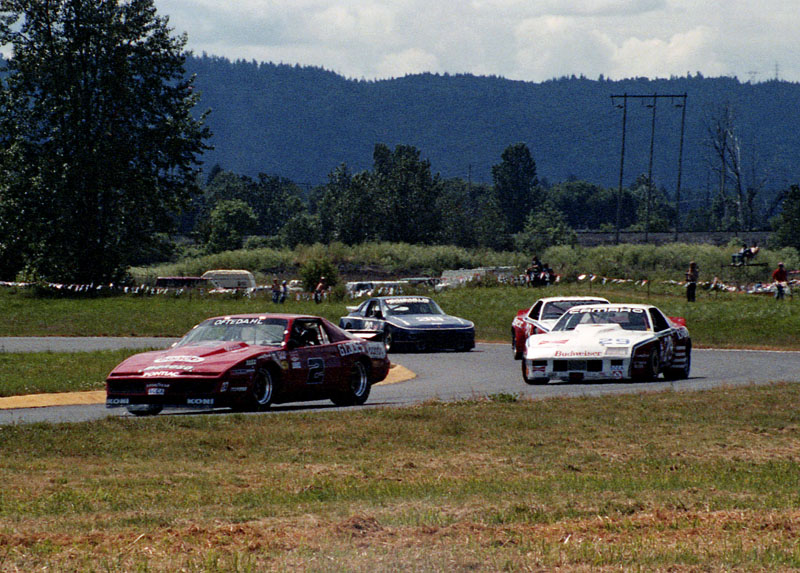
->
[610, 93, 688, 243]
[674, 94, 687, 240]
[613, 94, 627, 245]
[645, 94, 657, 242]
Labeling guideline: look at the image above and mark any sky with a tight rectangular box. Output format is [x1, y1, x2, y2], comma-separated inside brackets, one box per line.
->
[153, 0, 799, 83]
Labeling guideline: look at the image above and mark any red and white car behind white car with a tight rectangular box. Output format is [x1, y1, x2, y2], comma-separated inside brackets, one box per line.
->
[511, 296, 609, 359]
[521, 303, 691, 384]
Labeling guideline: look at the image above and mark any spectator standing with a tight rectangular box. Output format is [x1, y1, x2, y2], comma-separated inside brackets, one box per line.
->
[772, 262, 788, 300]
[685, 261, 699, 302]
[271, 278, 280, 303]
[314, 276, 327, 304]
[279, 280, 288, 303]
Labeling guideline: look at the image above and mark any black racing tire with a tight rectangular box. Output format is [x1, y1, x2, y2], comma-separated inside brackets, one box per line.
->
[237, 368, 276, 411]
[641, 347, 661, 381]
[331, 361, 371, 406]
[126, 404, 163, 417]
[521, 359, 548, 386]
[512, 331, 522, 360]
[664, 341, 692, 380]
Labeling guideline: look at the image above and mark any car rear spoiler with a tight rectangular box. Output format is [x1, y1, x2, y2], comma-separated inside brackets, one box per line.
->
[346, 329, 385, 342]
[668, 316, 686, 327]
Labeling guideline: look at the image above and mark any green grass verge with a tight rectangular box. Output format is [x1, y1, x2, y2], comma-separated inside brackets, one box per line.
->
[0, 384, 798, 570]
[3, 281, 799, 349]
[0, 350, 143, 397]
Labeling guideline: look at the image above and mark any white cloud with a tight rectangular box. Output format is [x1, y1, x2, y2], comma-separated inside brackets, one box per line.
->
[377, 48, 439, 78]
[153, 0, 800, 82]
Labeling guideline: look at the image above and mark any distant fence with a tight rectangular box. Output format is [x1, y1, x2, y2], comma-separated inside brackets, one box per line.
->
[574, 231, 771, 247]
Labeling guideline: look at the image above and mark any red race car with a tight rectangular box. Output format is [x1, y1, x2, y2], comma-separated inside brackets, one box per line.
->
[511, 296, 609, 359]
[106, 313, 390, 416]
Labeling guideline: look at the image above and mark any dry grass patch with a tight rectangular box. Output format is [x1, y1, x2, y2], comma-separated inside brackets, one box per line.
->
[1, 384, 800, 570]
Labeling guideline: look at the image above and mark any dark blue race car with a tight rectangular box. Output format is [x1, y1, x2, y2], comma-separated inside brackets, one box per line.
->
[339, 296, 475, 352]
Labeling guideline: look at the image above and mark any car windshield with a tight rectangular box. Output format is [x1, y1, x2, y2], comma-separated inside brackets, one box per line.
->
[175, 317, 288, 347]
[384, 298, 444, 316]
[553, 308, 650, 332]
[541, 300, 607, 320]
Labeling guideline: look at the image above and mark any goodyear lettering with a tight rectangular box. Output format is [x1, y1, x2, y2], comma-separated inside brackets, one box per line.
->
[154, 355, 204, 363]
[338, 341, 366, 357]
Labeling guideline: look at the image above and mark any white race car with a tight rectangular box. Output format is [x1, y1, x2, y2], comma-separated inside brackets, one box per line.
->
[511, 296, 610, 359]
[521, 303, 691, 384]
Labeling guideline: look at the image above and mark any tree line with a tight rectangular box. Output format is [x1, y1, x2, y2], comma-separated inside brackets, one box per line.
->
[188, 141, 800, 260]
[2, 1, 800, 286]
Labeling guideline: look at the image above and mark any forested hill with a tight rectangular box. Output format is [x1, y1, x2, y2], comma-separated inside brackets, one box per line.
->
[190, 55, 799, 194]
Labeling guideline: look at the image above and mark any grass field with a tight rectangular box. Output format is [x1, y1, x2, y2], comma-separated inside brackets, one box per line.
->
[0, 384, 799, 570]
[2, 281, 799, 347]
[2, 282, 800, 570]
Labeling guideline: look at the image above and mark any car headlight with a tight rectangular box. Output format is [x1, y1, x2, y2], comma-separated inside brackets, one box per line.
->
[605, 347, 629, 357]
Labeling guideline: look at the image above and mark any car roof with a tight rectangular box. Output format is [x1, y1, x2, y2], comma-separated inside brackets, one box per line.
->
[537, 296, 610, 303]
[373, 295, 433, 301]
[201, 313, 323, 321]
[567, 303, 655, 311]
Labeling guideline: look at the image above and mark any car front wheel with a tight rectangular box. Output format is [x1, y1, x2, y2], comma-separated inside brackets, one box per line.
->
[126, 404, 163, 416]
[635, 348, 660, 382]
[521, 359, 548, 385]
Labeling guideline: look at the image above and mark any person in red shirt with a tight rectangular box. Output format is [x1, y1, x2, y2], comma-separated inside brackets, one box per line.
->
[772, 262, 788, 300]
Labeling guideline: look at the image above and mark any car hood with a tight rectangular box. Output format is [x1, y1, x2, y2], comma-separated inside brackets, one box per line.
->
[108, 342, 279, 377]
[536, 318, 559, 331]
[524, 324, 654, 359]
[386, 314, 473, 330]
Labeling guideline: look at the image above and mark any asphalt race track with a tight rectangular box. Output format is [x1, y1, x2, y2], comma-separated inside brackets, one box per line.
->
[2, 339, 800, 425]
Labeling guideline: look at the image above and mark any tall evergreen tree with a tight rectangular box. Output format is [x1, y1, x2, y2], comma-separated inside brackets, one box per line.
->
[0, 0, 210, 282]
[370, 144, 441, 244]
[491, 143, 539, 234]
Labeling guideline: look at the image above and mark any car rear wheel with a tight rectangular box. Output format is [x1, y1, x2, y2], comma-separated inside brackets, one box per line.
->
[521, 359, 548, 385]
[331, 361, 371, 406]
[512, 332, 522, 359]
[664, 341, 692, 380]
[126, 404, 163, 417]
